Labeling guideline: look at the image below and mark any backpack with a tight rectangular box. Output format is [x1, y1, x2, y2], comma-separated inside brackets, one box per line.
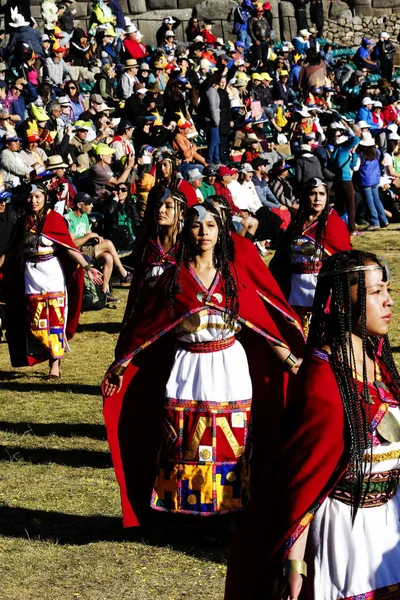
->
[81, 274, 106, 311]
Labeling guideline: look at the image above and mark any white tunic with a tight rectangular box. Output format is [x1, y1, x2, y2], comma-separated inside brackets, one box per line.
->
[308, 405, 400, 600]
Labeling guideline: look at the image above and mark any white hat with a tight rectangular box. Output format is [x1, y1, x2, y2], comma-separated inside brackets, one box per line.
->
[281, 46, 289, 52]
[136, 87, 147, 94]
[9, 9, 30, 27]
[125, 24, 137, 34]
[373, 101, 383, 108]
[362, 97, 373, 106]
[359, 132, 375, 146]
[240, 163, 255, 173]
[379, 175, 393, 187]
[186, 167, 204, 182]
[236, 59, 245, 66]
[286, 41, 294, 49]
[300, 143, 311, 151]
[58, 96, 71, 106]
[99, 102, 115, 112]
[165, 30, 175, 37]
[216, 37, 224, 45]
[387, 123, 398, 133]
[200, 58, 211, 69]
[194, 35, 204, 43]
[164, 16, 176, 24]
[298, 108, 311, 117]
[379, 32, 390, 39]
[42, 34, 50, 41]
[357, 120, 371, 129]
[336, 135, 349, 145]
[299, 29, 311, 36]
[389, 132, 400, 140]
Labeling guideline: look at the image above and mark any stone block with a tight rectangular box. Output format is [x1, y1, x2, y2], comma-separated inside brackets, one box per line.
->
[354, 4, 387, 14]
[353, 15, 362, 24]
[147, 0, 177, 9]
[73, 2, 89, 17]
[31, 4, 42, 19]
[133, 7, 194, 40]
[272, 15, 280, 40]
[196, 0, 238, 20]
[178, 0, 198, 8]
[329, 1, 352, 18]
[373, 0, 400, 6]
[353, 0, 372, 5]
[280, 0, 295, 17]
[129, 0, 147, 13]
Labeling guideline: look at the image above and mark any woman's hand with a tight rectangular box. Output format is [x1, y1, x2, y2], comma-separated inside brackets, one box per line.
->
[280, 572, 303, 600]
[288, 357, 303, 376]
[87, 267, 103, 286]
[101, 371, 123, 397]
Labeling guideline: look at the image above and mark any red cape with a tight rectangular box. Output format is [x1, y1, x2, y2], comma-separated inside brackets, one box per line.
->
[5, 210, 84, 367]
[269, 209, 352, 300]
[224, 348, 394, 599]
[103, 263, 306, 527]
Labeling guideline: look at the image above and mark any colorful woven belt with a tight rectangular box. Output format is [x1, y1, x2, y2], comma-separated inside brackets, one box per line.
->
[25, 253, 56, 263]
[179, 336, 236, 354]
[330, 469, 400, 508]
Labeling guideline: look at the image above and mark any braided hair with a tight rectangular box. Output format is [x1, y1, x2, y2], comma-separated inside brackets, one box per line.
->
[18, 184, 52, 267]
[166, 201, 239, 326]
[206, 194, 235, 261]
[308, 250, 399, 520]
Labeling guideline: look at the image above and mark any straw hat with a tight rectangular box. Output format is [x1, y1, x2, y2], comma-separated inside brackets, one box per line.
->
[48, 154, 69, 168]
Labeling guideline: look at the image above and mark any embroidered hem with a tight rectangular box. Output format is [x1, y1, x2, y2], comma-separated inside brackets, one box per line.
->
[342, 583, 400, 599]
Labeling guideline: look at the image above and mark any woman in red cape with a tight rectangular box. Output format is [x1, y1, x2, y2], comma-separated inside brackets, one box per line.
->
[120, 185, 187, 332]
[269, 177, 351, 336]
[3, 184, 102, 377]
[225, 250, 400, 600]
[102, 202, 306, 527]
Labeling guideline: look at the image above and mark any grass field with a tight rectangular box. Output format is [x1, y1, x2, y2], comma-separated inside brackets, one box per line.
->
[0, 229, 399, 600]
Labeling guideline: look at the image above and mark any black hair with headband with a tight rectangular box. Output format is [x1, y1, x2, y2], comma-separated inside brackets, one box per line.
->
[308, 250, 400, 520]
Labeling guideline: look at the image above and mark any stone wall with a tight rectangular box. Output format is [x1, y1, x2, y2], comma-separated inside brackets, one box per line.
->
[26, 0, 400, 49]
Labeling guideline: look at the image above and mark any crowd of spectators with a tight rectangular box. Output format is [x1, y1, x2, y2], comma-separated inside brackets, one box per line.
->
[0, 0, 400, 315]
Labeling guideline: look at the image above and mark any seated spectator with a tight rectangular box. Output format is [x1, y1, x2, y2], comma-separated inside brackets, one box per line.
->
[65, 191, 132, 303]
[123, 24, 147, 60]
[103, 183, 138, 249]
[0, 131, 33, 185]
[64, 80, 86, 120]
[110, 120, 135, 162]
[48, 154, 76, 209]
[43, 47, 73, 88]
[172, 119, 207, 166]
[268, 161, 299, 212]
[89, 143, 135, 200]
[186, 167, 205, 201]
[19, 132, 48, 170]
[200, 164, 218, 199]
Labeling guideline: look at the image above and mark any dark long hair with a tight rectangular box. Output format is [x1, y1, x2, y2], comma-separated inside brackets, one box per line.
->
[284, 181, 330, 264]
[308, 250, 399, 519]
[18, 185, 52, 267]
[166, 202, 239, 325]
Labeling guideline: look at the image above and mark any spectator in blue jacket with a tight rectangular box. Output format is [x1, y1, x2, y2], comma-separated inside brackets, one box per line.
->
[355, 132, 389, 230]
[108, 0, 125, 33]
[356, 96, 377, 129]
[331, 129, 361, 235]
[354, 37, 380, 74]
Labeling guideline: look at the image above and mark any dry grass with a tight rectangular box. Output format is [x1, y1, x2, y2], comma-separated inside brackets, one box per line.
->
[0, 227, 399, 600]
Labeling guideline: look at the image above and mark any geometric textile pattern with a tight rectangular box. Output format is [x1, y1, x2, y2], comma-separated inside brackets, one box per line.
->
[151, 398, 251, 515]
[27, 291, 66, 359]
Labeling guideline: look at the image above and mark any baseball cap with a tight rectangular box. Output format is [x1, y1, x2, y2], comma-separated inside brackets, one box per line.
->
[75, 192, 95, 205]
[362, 37, 372, 45]
[252, 73, 262, 81]
[362, 97, 373, 105]
[117, 119, 134, 132]
[90, 93, 104, 104]
[235, 41, 245, 48]
[261, 72, 272, 81]
[203, 165, 219, 176]
[53, 46, 66, 53]
[92, 143, 116, 156]
[251, 157, 267, 169]
[4, 133, 21, 142]
[218, 165, 236, 176]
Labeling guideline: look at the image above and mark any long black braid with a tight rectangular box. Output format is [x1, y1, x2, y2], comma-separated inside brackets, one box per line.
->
[206, 194, 235, 262]
[165, 202, 239, 327]
[308, 250, 398, 520]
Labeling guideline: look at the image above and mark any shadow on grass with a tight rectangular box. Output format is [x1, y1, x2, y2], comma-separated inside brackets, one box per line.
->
[0, 505, 227, 562]
[77, 322, 121, 335]
[0, 445, 112, 468]
[0, 381, 100, 395]
[392, 346, 400, 353]
[0, 421, 106, 440]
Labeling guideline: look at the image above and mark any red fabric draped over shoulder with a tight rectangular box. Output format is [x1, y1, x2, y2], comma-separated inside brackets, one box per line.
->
[103, 263, 305, 527]
[224, 350, 387, 600]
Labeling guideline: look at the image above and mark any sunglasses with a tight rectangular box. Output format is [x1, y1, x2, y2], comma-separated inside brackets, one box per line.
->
[68, 86, 77, 90]
[117, 187, 128, 192]
[13, 87, 23, 92]
[0, 198, 6, 203]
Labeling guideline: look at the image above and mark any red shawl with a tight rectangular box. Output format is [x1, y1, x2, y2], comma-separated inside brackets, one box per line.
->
[5, 210, 84, 367]
[224, 349, 394, 599]
[269, 209, 352, 300]
[103, 263, 306, 527]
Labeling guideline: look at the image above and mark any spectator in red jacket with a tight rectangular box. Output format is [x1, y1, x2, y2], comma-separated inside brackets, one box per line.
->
[123, 24, 147, 61]
[201, 19, 217, 46]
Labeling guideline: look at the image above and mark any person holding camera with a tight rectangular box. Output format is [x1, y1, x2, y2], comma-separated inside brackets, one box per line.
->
[65, 191, 132, 303]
